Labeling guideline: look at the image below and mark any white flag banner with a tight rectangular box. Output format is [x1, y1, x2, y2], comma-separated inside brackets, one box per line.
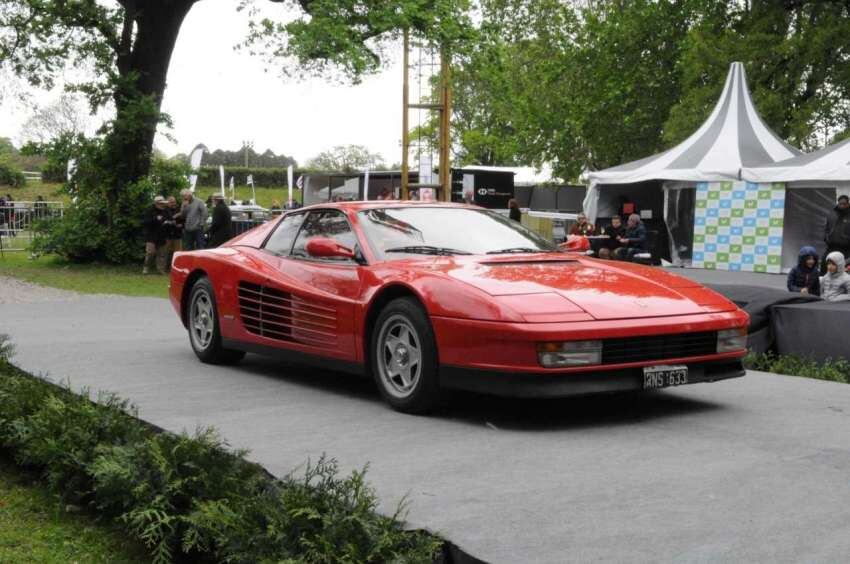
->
[66, 159, 77, 182]
[247, 174, 255, 204]
[229, 176, 235, 202]
[363, 168, 370, 201]
[287, 165, 294, 206]
[219, 165, 225, 198]
[189, 174, 198, 192]
[189, 144, 206, 171]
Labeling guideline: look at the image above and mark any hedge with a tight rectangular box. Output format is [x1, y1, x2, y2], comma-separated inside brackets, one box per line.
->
[0, 335, 445, 564]
[196, 166, 301, 188]
[0, 160, 26, 187]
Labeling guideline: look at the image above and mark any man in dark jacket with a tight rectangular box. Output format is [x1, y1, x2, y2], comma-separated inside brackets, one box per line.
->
[613, 213, 647, 260]
[824, 195, 850, 265]
[142, 196, 169, 274]
[787, 246, 820, 296]
[208, 194, 232, 248]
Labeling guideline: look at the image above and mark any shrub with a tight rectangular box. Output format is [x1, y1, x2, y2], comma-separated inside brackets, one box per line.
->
[30, 138, 190, 263]
[0, 335, 442, 564]
[744, 351, 850, 384]
[0, 157, 26, 187]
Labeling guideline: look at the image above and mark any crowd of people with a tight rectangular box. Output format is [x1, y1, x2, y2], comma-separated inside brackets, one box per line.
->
[141, 189, 233, 274]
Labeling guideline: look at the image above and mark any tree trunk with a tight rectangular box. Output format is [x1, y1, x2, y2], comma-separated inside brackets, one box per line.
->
[105, 0, 195, 215]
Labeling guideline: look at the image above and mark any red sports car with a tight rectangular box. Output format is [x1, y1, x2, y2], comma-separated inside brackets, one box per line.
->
[169, 202, 749, 414]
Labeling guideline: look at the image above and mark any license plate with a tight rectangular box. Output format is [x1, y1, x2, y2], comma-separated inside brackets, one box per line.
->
[643, 365, 688, 389]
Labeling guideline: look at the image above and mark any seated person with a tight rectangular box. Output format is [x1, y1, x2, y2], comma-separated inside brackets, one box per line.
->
[596, 215, 625, 259]
[820, 252, 850, 302]
[612, 213, 647, 261]
[569, 213, 595, 236]
[787, 246, 820, 295]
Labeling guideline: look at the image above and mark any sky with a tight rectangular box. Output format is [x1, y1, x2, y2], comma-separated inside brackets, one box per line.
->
[0, 1, 404, 166]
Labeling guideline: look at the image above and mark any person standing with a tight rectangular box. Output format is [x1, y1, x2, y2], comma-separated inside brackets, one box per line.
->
[820, 252, 850, 302]
[508, 198, 522, 222]
[208, 194, 233, 248]
[786, 246, 820, 296]
[824, 195, 850, 264]
[142, 196, 169, 274]
[163, 196, 182, 270]
[178, 188, 207, 251]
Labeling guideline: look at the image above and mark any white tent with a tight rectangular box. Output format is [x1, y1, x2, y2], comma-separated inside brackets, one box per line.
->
[742, 137, 850, 188]
[583, 62, 799, 223]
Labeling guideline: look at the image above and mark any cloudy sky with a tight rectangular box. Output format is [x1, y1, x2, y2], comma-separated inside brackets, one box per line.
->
[0, 1, 404, 166]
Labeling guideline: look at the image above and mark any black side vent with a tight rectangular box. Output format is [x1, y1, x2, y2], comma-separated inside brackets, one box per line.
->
[237, 281, 337, 347]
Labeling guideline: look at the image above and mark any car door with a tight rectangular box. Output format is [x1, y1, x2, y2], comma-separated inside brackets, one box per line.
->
[229, 210, 365, 363]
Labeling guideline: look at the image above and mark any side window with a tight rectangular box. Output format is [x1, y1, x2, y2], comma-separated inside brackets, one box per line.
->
[264, 213, 306, 256]
[291, 211, 358, 261]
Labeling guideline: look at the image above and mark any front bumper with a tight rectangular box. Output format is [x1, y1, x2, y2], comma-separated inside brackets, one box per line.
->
[439, 359, 745, 399]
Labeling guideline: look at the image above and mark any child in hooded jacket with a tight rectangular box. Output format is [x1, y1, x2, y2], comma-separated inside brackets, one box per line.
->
[820, 251, 850, 302]
[787, 246, 820, 295]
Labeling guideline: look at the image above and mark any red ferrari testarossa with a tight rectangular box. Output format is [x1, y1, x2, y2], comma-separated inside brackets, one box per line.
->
[170, 202, 748, 413]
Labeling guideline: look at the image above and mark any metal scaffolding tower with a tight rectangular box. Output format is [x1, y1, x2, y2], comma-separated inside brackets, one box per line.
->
[401, 29, 452, 201]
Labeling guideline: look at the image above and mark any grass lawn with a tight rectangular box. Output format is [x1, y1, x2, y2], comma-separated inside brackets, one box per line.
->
[0, 253, 169, 298]
[0, 454, 150, 563]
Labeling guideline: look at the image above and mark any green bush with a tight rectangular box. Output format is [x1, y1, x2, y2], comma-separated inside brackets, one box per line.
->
[744, 352, 850, 384]
[0, 158, 26, 187]
[196, 165, 297, 188]
[0, 335, 442, 564]
[30, 138, 190, 263]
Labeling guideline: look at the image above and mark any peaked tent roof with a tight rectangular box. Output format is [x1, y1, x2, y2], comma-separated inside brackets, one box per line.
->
[741, 137, 850, 183]
[587, 62, 800, 186]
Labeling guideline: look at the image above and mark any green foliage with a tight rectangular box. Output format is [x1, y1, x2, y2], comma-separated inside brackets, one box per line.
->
[306, 144, 385, 172]
[196, 165, 293, 188]
[744, 352, 850, 384]
[0, 344, 442, 563]
[0, 157, 26, 187]
[30, 134, 189, 263]
[243, 0, 474, 83]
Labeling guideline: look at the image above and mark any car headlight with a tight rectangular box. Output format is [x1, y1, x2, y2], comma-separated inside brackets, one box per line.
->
[717, 327, 747, 353]
[537, 340, 602, 367]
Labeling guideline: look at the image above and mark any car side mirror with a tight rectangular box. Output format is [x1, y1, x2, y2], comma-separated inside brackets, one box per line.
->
[305, 237, 355, 260]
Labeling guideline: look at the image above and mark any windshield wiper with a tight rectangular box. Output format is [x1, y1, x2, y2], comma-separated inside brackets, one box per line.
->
[486, 247, 551, 254]
[385, 245, 472, 256]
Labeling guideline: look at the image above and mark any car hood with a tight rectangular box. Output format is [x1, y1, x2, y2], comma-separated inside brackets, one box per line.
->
[419, 254, 736, 321]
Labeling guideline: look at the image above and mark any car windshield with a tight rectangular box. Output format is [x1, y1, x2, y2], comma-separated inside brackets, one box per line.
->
[357, 206, 557, 260]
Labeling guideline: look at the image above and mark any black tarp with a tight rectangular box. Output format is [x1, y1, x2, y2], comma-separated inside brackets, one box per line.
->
[529, 187, 556, 210]
[707, 284, 827, 356]
[555, 185, 587, 211]
[772, 301, 850, 361]
[515, 186, 533, 208]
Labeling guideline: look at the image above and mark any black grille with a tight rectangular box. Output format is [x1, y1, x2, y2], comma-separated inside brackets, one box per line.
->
[601, 331, 717, 365]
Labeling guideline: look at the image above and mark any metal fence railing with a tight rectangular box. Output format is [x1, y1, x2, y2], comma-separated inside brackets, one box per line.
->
[0, 202, 64, 253]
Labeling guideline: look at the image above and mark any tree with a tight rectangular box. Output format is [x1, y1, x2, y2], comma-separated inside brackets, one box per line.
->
[2, 1, 464, 195]
[20, 94, 91, 145]
[306, 145, 385, 172]
[664, 1, 850, 150]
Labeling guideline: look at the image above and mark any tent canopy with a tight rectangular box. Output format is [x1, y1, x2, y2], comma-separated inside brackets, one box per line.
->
[742, 137, 850, 184]
[584, 62, 799, 221]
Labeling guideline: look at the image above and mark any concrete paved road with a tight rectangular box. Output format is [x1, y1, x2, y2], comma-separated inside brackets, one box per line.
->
[3, 294, 850, 563]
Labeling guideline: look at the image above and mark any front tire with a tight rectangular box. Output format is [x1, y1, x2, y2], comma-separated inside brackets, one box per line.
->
[188, 277, 245, 365]
[371, 297, 440, 414]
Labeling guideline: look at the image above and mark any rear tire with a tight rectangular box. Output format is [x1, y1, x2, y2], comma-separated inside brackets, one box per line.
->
[188, 277, 245, 365]
[370, 297, 441, 414]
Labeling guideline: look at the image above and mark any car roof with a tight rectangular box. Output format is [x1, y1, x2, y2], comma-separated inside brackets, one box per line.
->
[295, 201, 479, 213]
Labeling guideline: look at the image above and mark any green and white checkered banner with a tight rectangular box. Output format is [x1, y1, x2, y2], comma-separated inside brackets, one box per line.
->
[692, 181, 785, 273]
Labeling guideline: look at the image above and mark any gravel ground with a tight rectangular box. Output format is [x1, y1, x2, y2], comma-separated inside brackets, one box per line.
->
[0, 275, 80, 304]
